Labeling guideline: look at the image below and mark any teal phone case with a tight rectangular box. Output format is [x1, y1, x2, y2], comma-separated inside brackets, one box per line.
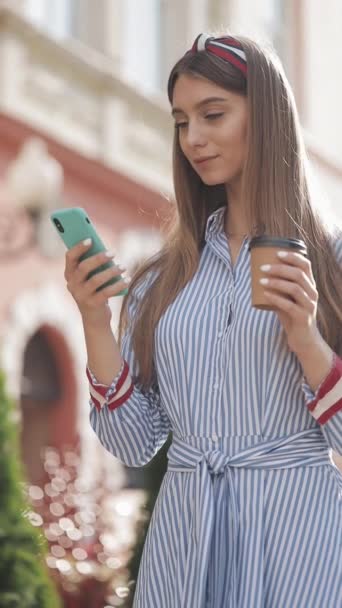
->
[50, 207, 128, 296]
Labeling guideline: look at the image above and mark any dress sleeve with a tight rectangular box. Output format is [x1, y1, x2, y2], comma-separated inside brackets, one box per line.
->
[302, 235, 342, 453]
[88, 274, 171, 467]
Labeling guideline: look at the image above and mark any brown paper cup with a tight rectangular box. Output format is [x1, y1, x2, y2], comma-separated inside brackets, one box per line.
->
[249, 237, 307, 311]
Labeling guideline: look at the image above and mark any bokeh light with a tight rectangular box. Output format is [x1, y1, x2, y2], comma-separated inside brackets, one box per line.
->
[25, 446, 147, 606]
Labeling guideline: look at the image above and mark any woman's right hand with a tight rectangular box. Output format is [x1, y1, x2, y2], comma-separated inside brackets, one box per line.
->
[64, 239, 130, 326]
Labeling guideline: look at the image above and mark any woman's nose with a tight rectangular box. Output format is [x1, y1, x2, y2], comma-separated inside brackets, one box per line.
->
[186, 122, 207, 147]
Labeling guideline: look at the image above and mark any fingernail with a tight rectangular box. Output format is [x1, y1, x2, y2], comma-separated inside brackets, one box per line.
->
[123, 277, 131, 284]
[259, 278, 269, 285]
[105, 251, 115, 257]
[260, 264, 271, 272]
[83, 238, 92, 245]
[277, 251, 288, 258]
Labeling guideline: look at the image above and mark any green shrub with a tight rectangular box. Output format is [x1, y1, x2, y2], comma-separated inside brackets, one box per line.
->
[0, 370, 61, 608]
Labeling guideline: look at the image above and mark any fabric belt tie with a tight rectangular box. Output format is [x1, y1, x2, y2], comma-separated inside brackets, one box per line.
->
[167, 429, 330, 608]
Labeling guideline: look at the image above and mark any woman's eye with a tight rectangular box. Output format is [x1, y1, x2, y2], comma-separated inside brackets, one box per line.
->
[205, 113, 224, 120]
[174, 113, 223, 129]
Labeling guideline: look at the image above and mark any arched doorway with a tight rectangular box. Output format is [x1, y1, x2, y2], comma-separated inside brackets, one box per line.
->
[19, 325, 78, 484]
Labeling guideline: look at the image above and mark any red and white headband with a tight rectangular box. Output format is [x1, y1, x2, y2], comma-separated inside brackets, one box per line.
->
[190, 33, 247, 78]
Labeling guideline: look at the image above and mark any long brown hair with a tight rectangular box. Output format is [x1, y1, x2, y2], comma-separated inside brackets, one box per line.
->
[119, 34, 342, 390]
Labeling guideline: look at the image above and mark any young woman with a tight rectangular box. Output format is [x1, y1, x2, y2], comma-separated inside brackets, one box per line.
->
[64, 34, 342, 607]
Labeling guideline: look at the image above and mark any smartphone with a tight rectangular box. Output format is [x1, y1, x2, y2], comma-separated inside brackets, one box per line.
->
[50, 207, 128, 296]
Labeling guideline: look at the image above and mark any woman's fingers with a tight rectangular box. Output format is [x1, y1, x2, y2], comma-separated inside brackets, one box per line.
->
[77, 249, 118, 279]
[91, 278, 130, 305]
[263, 289, 305, 316]
[275, 251, 315, 283]
[64, 238, 93, 281]
[67, 268, 130, 309]
[260, 256, 317, 301]
[260, 277, 316, 312]
[64, 239, 130, 310]
[82, 264, 127, 295]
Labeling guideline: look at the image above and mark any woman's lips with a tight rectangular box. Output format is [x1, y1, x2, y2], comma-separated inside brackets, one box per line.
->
[193, 155, 218, 166]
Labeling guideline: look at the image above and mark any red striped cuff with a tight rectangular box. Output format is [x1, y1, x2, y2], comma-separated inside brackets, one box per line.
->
[307, 353, 342, 424]
[87, 361, 133, 412]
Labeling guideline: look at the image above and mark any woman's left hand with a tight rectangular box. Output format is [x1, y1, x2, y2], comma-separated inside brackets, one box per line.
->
[260, 251, 321, 355]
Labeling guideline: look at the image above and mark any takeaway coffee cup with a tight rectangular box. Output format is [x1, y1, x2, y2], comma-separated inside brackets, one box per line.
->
[248, 236, 308, 310]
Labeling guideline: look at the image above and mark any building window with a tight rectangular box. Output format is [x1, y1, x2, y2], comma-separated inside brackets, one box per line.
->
[25, 0, 76, 40]
[122, 0, 165, 94]
[255, 0, 286, 59]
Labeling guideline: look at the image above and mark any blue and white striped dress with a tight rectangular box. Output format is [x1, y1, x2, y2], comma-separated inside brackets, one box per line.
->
[89, 206, 342, 607]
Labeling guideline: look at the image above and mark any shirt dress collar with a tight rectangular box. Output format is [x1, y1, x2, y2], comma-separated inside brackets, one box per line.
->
[204, 206, 227, 243]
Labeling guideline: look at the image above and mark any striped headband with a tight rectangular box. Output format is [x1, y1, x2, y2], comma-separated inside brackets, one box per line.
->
[190, 33, 247, 78]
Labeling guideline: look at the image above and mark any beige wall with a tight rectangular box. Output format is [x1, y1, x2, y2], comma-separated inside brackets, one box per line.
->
[303, 0, 342, 157]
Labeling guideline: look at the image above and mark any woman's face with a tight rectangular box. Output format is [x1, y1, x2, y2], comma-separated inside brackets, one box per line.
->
[172, 74, 248, 187]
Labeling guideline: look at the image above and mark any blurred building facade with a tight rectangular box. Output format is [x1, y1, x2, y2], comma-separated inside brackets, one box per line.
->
[0, 0, 173, 487]
[0, 0, 341, 487]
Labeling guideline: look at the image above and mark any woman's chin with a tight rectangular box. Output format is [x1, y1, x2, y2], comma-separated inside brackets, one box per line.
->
[200, 175, 225, 186]
[195, 167, 232, 186]
[199, 169, 241, 189]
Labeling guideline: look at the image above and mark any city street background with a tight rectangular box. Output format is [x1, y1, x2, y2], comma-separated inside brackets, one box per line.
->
[0, 1, 341, 606]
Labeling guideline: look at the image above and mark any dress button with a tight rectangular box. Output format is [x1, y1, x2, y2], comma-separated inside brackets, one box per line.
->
[213, 384, 219, 390]
[218, 331, 223, 338]
[212, 434, 218, 442]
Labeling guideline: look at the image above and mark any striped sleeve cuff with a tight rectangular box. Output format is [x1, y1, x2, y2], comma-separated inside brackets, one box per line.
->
[86, 360, 134, 412]
[307, 353, 342, 425]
